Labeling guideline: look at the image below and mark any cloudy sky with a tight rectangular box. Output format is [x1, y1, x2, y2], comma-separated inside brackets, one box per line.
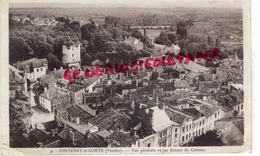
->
[10, 0, 242, 8]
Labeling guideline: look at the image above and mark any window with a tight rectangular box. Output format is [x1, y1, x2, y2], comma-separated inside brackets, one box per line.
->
[202, 128, 204, 134]
[72, 54, 74, 57]
[190, 124, 191, 129]
[160, 140, 166, 147]
[160, 130, 167, 138]
[182, 136, 184, 141]
[200, 121, 201, 126]
[169, 128, 172, 135]
[238, 106, 240, 111]
[175, 133, 177, 138]
[37, 69, 39, 72]
[241, 104, 243, 110]
[175, 128, 178, 132]
[147, 143, 151, 147]
[186, 134, 188, 140]
[189, 133, 191, 138]
[183, 127, 185, 132]
[218, 111, 220, 116]
[203, 120, 205, 125]
[186, 125, 188, 131]
[168, 138, 171, 146]
[199, 129, 201, 135]
[215, 113, 217, 118]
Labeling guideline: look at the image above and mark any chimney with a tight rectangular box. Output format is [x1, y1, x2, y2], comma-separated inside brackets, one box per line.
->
[107, 80, 112, 86]
[225, 98, 229, 107]
[171, 114, 174, 121]
[47, 92, 50, 99]
[44, 86, 48, 92]
[51, 129, 55, 137]
[76, 117, 80, 124]
[22, 103, 26, 112]
[156, 93, 159, 103]
[148, 109, 154, 126]
[54, 68, 56, 72]
[69, 129, 75, 143]
[85, 130, 90, 138]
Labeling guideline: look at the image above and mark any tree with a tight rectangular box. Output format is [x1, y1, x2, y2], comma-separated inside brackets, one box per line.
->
[177, 21, 187, 40]
[56, 17, 66, 22]
[186, 19, 194, 27]
[178, 39, 187, 49]
[207, 35, 215, 46]
[47, 53, 64, 70]
[167, 33, 177, 45]
[9, 105, 26, 147]
[154, 31, 171, 46]
[189, 130, 223, 146]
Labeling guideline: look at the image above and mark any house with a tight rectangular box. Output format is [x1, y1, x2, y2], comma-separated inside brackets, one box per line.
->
[89, 108, 131, 131]
[14, 58, 48, 82]
[152, 82, 175, 97]
[9, 65, 27, 91]
[64, 84, 86, 105]
[32, 17, 51, 26]
[30, 129, 60, 147]
[198, 81, 219, 94]
[214, 91, 244, 116]
[165, 107, 195, 145]
[174, 79, 189, 91]
[106, 131, 139, 147]
[216, 52, 243, 81]
[58, 127, 86, 146]
[124, 36, 143, 51]
[39, 86, 70, 112]
[77, 71, 106, 93]
[40, 74, 57, 89]
[230, 83, 243, 91]
[165, 98, 223, 146]
[66, 105, 94, 124]
[21, 17, 30, 24]
[136, 104, 176, 147]
[62, 44, 81, 69]
[120, 84, 138, 97]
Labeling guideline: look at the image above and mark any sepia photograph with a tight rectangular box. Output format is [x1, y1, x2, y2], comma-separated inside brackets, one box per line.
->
[1, 0, 251, 154]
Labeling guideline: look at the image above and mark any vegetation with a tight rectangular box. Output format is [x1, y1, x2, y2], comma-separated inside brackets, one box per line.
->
[188, 130, 223, 146]
[9, 15, 153, 69]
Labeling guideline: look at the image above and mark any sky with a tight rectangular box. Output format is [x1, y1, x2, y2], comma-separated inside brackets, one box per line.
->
[9, 0, 242, 8]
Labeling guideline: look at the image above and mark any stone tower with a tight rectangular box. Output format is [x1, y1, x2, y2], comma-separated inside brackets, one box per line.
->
[62, 44, 81, 69]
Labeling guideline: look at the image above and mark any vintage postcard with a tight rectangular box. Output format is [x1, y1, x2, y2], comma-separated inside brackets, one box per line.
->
[1, 0, 251, 155]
